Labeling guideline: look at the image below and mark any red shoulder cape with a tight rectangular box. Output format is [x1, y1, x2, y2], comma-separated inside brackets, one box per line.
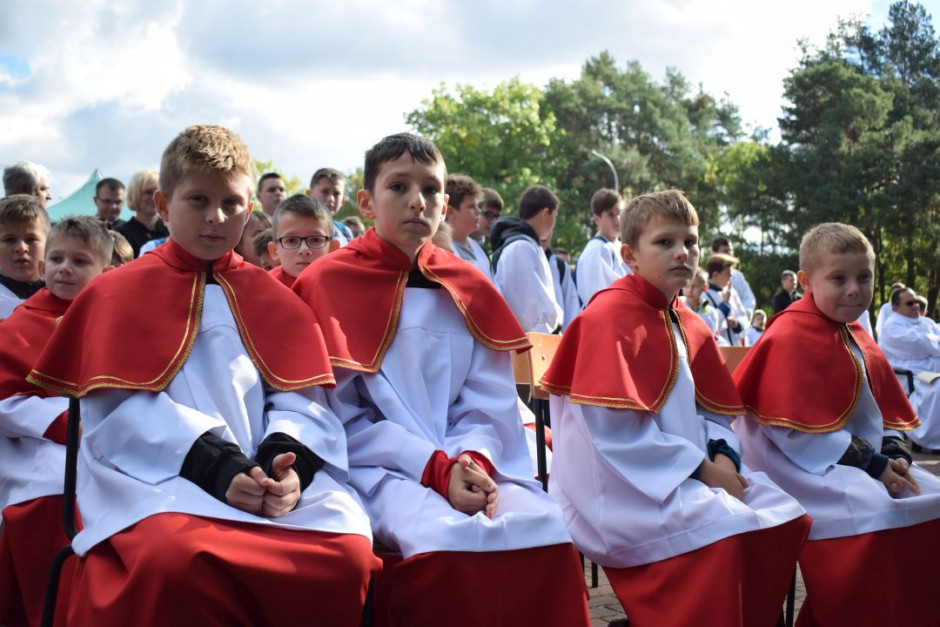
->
[28, 239, 334, 397]
[269, 265, 295, 289]
[540, 274, 745, 414]
[293, 228, 530, 373]
[733, 294, 918, 433]
[0, 289, 70, 399]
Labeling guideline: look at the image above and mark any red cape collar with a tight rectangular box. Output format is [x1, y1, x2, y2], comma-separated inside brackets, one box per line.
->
[733, 294, 919, 433]
[0, 289, 70, 399]
[294, 228, 530, 373]
[540, 274, 745, 415]
[29, 238, 334, 397]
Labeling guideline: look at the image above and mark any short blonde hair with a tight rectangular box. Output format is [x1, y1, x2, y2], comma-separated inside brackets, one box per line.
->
[126, 170, 158, 213]
[621, 189, 699, 247]
[799, 223, 874, 272]
[159, 125, 255, 199]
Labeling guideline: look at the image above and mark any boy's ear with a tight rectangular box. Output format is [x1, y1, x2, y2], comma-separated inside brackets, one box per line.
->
[267, 240, 280, 263]
[154, 190, 169, 223]
[796, 269, 811, 293]
[620, 243, 637, 270]
[357, 189, 375, 221]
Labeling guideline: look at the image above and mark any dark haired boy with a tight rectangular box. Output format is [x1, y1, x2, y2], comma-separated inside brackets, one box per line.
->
[295, 133, 590, 626]
[490, 185, 563, 332]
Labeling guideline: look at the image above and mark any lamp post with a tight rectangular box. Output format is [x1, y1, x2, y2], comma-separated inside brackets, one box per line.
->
[590, 150, 619, 192]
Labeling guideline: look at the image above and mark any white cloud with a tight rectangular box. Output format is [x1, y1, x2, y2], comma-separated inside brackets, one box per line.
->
[0, 0, 898, 202]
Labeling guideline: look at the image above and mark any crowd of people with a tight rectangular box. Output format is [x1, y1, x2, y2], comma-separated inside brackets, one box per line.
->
[0, 126, 939, 626]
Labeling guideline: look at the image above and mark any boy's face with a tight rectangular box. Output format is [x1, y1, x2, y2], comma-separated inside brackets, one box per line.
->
[0, 220, 45, 282]
[357, 154, 448, 264]
[269, 213, 332, 278]
[309, 179, 345, 215]
[593, 206, 622, 241]
[94, 186, 124, 222]
[258, 177, 286, 216]
[44, 235, 110, 300]
[448, 195, 481, 241]
[621, 216, 699, 300]
[798, 251, 874, 323]
[155, 171, 253, 262]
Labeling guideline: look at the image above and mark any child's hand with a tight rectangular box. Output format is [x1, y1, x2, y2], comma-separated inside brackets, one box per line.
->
[698, 454, 748, 501]
[262, 452, 302, 518]
[225, 466, 270, 514]
[879, 457, 920, 497]
[448, 454, 499, 518]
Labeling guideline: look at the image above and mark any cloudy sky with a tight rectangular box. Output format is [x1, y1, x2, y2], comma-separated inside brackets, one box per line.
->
[0, 0, 913, 207]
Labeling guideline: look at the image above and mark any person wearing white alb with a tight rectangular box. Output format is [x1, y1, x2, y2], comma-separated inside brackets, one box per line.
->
[576, 189, 631, 306]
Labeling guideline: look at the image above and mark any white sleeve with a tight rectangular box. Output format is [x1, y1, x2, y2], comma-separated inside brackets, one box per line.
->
[445, 344, 530, 475]
[0, 394, 69, 440]
[495, 241, 562, 333]
[576, 245, 621, 306]
[880, 318, 940, 361]
[581, 404, 706, 503]
[81, 388, 231, 486]
[263, 386, 350, 478]
[762, 424, 852, 475]
[326, 370, 436, 484]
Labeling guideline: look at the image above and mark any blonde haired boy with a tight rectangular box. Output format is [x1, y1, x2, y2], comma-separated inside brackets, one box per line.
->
[542, 190, 809, 625]
[734, 222, 940, 625]
[0, 216, 112, 626]
[29, 125, 378, 624]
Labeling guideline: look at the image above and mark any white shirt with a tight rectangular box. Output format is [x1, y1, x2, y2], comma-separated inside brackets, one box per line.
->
[70, 285, 373, 555]
[495, 237, 563, 333]
[576, 237, 630, 307]
[326, 288, 572, 558]
[549, 321, 804, 568]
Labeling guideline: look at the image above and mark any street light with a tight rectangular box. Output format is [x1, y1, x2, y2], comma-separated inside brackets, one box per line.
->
[590, 150, 619, 192]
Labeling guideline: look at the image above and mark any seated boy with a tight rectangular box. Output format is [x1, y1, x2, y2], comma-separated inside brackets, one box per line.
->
[575, 188, 631, 306]
[28, 125, 379, 625]
[444, 173, 495, 283]
[294, 133, 590, 626]
[704, 253, 750, 345]
[267, 194, 333, 288]
[490, 185, 564, 333]
[734, 223, 940, 625]
[307, 167, 354, 246]
[540, 190, 810, 626]
[0, 195, 49, 319]
[0, 216, 112, 627]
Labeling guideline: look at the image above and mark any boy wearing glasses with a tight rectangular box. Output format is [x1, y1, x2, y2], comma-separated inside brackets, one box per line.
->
[268, 194, 334, 288]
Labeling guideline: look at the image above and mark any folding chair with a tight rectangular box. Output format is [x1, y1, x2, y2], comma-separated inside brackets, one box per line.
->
[40, 397, 80, 627]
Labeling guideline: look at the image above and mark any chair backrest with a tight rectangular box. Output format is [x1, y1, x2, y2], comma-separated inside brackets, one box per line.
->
[719, 346, 750, 374]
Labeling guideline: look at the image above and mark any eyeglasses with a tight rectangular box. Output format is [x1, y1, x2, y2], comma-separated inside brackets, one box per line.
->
[482, 210, 500, 221]
[275, 235, 330, 249]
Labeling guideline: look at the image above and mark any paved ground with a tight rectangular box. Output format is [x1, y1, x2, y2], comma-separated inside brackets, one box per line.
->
[582, 449, 940, 626]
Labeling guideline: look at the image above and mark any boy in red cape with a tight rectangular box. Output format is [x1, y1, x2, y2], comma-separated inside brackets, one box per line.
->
[0, 215, 113, 627]
[733, 222, 940, 626]
[27, 125, 379, 625]
[293, 133, 590, 627]
[540, 190, 810, 626]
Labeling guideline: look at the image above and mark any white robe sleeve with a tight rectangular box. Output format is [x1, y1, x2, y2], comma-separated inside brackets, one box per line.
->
[263, 386, 350, 479]
[81, 388, 232, 486]
[762, 423, 852, 475]
[581, 404, 706, 504]
[0, 394, 68, 440]
[495, 241, 562, 333]
[327, 369, 437, 484]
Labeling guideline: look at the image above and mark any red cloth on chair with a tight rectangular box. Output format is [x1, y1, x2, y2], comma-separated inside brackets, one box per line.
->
[605, 514, 811, 627]
[796, 517, 940, 626]
[0, 496, 79, 627]
[67, 512, 380, 626]
[370, 543, 589, 627]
